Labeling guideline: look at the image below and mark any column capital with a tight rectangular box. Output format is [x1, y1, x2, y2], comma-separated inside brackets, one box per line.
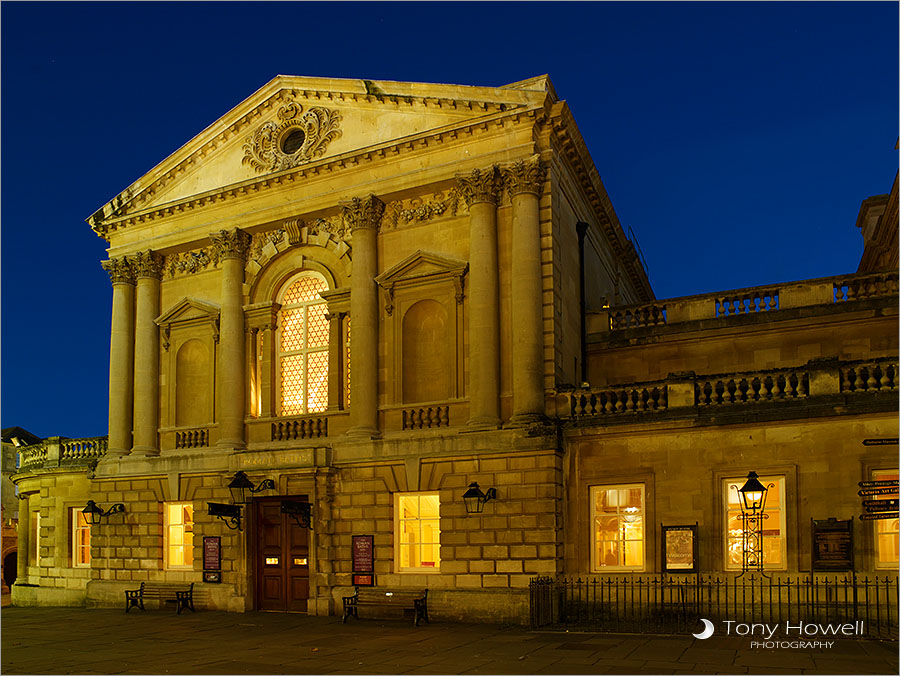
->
[456, 166, 502, 207]
[340, 194, 385, 233]
[210, 228, 251, 261]
[502, 155, 546, 198]
[101, 257, 135, 285]
[130, 251, 164, 280]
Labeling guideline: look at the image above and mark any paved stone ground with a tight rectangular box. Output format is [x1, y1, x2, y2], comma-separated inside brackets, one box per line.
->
[1, 606, 897, 675]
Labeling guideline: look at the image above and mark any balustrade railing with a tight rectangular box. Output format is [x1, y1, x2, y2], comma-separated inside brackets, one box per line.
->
[60, 437, 108, 461]
[840, 360, 898, 393]
[272, 416, 329, 441]
[571, 385, 668, 416]
[402, 406, 451, 430]
[19, 444, 48, 470]
[174, 429, 209, 449]
[834, 272, 899, 302]
[696, 370, 809, 406]
[715, 289, 779, 317]
[609, 304, 667, 330]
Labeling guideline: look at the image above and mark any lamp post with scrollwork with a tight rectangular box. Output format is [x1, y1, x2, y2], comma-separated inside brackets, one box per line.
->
[733, 471, 775, 578]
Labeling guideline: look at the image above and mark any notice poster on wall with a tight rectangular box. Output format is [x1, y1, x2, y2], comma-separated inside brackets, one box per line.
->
[203, 536, 222, 583]
[352, 535, 375, 586]
[811, 518, 854, 571]
[662, 524, 698, 574]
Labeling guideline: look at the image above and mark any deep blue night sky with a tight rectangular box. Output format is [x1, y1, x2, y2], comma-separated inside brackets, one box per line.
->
[2, 2, 897, 438]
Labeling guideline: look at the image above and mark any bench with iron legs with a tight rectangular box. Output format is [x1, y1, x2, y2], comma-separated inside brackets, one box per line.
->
[125, 582, 195, 614]
[342, 587, 429, 626]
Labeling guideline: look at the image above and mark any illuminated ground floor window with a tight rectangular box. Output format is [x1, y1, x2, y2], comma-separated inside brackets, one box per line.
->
[165, 502, 194, 569]
[724, 475, 786, 570]
[395, 493, 440, 572]
[591, 484, 645, 571]
[71, 509, 91, 567]
[873, 469, 899, 568]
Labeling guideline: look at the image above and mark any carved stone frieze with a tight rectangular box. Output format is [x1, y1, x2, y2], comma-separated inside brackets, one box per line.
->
[242, 98, 342, 174]
[210, 229, 251, 262]
[165, 248, 215, 278]
[383, 190, 463, 230]
[130, 251, 164, 280]
[340, 195, 385, 233]
[102, 257, 135, 285]
[250, 229, 286, 261]
[503, 155, 546, 197]
[456, 166, 502, 207]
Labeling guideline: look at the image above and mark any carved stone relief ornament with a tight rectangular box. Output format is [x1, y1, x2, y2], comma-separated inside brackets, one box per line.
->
[101, 257, 135, 285]
[455, 166, 502, 207]
[210, 228, 251, 261]
[165, 248, 215, 278]
[130, 250, 164, 280]
[242, 98, 342, 174]
[502, 155, 547, 197]
[340, 194, 385, 233]
[383, 190, 462, 230]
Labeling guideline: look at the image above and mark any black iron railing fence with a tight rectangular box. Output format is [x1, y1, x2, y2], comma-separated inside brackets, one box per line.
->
[530, 575, 898, 640]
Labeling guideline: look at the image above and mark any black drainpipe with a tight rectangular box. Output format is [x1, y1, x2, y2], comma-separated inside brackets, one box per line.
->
[576, 221, 589, 385]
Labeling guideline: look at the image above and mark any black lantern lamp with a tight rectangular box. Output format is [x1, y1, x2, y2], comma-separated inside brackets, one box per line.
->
[228, 471, 275, 504]
[82, 500, 125, 526]
[462, 482, 498, 514]
[281, 500, 313, 529]
[208, 502, 243, 531]
[737, 471, 769, 513]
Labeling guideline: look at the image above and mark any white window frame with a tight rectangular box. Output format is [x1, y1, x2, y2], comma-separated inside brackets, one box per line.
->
[872, 469, 899, 569]
[723, 475, 786, 571]
[590, 483, 646, 572]
[277, 270, 330, 416]
[164, 502, 194, 570]
[394, 492, 441, 573]
[71, 508, 91, 568]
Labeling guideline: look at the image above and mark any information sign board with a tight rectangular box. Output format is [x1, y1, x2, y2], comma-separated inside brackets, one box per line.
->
[811, 518, 853, 571]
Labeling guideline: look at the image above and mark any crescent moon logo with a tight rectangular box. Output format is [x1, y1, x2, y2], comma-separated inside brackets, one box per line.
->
[693, 618, 715, 640]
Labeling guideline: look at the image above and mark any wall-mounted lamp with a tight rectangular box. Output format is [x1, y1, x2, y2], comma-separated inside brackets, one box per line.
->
[228, 471, 275, 504]
[208, 502, 243, 531]
[82, 500, 125, 526]
[462, 482, 498, 514]
[281, 500, 313, 529]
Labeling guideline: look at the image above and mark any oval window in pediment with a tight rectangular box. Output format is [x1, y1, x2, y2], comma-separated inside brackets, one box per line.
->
[281, 129, 306, 155]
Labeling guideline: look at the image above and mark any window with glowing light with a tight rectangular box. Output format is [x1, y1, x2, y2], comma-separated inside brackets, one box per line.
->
[71, 508, 91, 567]
[165, 503, 194, 569]
[278, 272, 329, 415]
[395, 493, 440, 572]
[591, 484, 645, 571]
[873, 469, 898, 568]
[724, 476, 785, 570]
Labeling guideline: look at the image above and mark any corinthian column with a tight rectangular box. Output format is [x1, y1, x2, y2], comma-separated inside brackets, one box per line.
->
[503, 155, 547, 423]
[211, 229, 251, 449]
[131, 251, 163, 455]
[342, 195, 384, 438]
[101, 257, 135, 456]
[457, 166, 502, 427]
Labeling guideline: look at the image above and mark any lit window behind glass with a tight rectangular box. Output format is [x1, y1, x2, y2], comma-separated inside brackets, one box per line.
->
[279, 273, 329, 415]
[874, 470, 899, 566]
[725, 476, 784, 569]
[166, 503, 194, 568]
[593, 485, 644, 569]
[398, 494, 440, 571]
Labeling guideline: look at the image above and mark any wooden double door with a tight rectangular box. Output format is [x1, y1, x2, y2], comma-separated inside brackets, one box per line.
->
[254, 497, 310, 612]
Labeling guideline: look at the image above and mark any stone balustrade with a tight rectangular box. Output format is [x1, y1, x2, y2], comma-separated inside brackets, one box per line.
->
[563, 356, 897, 419]
[15, 436, 108, 472]
[402, 405, 451, 430]
[271, 415, 329, 441]
[174, 429, 209, 449]
[590, 270, 898, 334]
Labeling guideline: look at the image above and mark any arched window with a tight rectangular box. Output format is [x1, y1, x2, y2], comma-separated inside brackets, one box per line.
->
[278, 271, 329, 415]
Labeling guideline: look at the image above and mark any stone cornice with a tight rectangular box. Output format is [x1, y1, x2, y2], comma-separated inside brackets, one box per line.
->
[340, 195, 385, 233]
[210, 229, 251, 262]
[101, 257, 135, 285]
[90, 105, 544, 240]
[131, 251, 164, 280]
[502, 154, 546, 198]
[456, 165, 503, 207]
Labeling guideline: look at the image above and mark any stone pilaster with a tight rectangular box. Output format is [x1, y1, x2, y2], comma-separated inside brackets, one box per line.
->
[101, 258, 135, 457]
[211, 229, 251, 449]
[457, 166, 503, 427]
[342, 195, 384, 437]
[504, 155, 547, 423]
[244, 302, 280, 419]
[131, 251, 162, 455]
[16, 498, 29, 583]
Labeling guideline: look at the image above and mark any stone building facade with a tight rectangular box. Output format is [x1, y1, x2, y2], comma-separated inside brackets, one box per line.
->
[10, 75, 898, 623]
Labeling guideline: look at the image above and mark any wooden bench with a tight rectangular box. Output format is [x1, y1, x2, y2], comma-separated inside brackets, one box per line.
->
[125, 582, 195, 614]
[342, 587, 429, 626]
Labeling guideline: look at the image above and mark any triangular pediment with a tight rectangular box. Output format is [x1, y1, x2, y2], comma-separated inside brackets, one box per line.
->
[376, 250, 468, 287]
[89, 75, 555, 230]
[155, 298, 220, 326]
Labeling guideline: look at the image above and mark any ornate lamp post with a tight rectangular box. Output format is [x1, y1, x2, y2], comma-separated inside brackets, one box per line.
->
[733, 471, 774, 577]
